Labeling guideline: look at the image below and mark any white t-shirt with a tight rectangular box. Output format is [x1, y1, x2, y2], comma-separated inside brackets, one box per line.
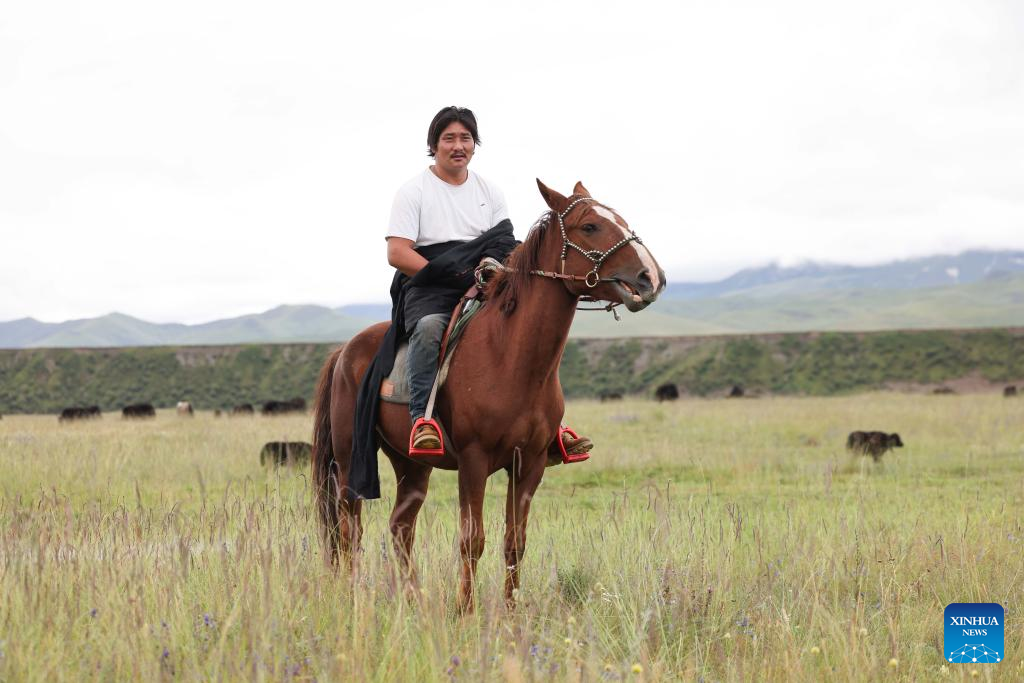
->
[386, 168, 509, 247]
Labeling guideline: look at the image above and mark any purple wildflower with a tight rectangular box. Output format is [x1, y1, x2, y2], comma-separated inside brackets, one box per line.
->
[90, 608, 98, 618]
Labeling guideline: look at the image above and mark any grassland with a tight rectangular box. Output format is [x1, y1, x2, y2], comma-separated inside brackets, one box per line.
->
[1, 394, 1022, 681]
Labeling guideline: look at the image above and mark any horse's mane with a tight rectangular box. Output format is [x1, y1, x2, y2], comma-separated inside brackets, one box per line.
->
[488, 211, 554, 315]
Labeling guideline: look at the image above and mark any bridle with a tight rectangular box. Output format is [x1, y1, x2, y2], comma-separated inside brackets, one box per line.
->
[529, 195, 646, 289]
[525, 195, 647, 319]
[472, 194, 649, 319]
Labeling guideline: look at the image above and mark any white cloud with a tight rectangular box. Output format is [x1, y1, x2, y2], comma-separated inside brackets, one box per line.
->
[1, 0, 1022, 323]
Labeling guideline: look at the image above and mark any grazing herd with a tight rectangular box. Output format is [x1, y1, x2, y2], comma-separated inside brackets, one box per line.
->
[52, 398, 314, 468]
[41, 383, 1019, 468]
[55, 397, 309, 422]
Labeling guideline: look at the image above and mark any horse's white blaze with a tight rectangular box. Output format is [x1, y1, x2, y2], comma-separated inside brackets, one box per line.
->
[593, 205, 660, 291]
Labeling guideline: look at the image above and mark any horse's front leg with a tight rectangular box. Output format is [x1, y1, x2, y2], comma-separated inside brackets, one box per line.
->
[503, 453, 546, 608]
[456, 458, 488, 614]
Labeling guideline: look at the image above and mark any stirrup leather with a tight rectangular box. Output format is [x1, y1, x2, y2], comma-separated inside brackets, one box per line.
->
[557, 425, 590, 464]
[409, 417, 444, 457]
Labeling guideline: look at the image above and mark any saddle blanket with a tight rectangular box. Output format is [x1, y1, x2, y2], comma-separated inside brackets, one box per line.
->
[379, 343, 413, 404]
[378, 285, 486, 406]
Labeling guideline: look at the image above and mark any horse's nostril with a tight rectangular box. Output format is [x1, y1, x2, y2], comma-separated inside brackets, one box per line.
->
[638, 269, 652, 286]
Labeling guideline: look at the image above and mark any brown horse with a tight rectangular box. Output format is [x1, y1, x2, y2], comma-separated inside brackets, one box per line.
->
[311, 180, 665, 611]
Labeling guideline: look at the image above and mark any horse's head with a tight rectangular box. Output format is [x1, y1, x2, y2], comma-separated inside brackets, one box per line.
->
[536, 180, 666, 311]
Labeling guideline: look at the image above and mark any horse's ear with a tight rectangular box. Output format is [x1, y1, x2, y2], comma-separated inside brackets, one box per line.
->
[536, 179, 568, 212]
[572, 181, 592, 198]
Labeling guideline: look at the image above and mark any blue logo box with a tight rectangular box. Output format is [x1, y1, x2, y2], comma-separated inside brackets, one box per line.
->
[944, 603, 1004, 664]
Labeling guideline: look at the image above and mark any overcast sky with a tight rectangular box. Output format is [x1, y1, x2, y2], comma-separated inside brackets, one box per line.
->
[2, 0, 1023, 324]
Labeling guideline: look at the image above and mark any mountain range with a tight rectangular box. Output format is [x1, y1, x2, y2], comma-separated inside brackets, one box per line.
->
[3, 249, 1023, 348]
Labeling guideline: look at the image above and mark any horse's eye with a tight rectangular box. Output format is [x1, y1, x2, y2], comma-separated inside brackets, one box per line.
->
[581, 223, 598, 234]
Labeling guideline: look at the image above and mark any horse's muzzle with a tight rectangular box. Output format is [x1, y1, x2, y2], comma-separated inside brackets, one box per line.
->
[611, 267, 666, 312]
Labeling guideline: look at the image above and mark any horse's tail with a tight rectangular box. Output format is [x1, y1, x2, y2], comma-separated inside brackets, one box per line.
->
[312, 346, 345, 561]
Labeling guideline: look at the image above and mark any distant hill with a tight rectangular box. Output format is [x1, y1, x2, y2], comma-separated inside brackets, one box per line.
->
[0, 305, 383, 349]
[3, 249, 1023, 348]
[660, 249, 1024, 299]
[570, 270, 1024, 337]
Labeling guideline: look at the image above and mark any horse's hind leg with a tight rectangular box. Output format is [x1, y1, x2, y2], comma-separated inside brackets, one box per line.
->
[317, 449, 363, 569]
[331, 426, 364, 570]
[503, 455, 546, 608]
[456, 456, 488, 614]
[387, 456, 432, 583]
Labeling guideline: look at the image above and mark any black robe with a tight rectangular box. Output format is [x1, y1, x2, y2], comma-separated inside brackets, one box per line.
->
[348, 220, 518, 500]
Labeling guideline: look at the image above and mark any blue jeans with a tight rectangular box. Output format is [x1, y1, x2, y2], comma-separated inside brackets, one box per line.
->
[407, 313, 451, 420]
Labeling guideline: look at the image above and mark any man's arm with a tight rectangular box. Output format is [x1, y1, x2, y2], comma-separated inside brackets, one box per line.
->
[386, 237, 428, 277]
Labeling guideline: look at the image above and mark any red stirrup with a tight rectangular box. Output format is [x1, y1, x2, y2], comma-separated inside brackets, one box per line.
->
[409, 417, 445, 457]
[557, 425, 590, 464]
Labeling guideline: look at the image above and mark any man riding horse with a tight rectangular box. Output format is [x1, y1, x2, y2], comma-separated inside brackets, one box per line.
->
[314, 121, 665, 608]
[384, 106, 593, 458]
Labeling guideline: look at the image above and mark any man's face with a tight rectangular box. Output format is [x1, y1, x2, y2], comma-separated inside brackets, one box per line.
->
[432, 121, 475, 175]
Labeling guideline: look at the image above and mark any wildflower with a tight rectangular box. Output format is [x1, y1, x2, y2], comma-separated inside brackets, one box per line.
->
[529, 644, 539, 657]
[723, 633, 731, 640]
[970, 671, 979, 678]
[162, 647, 170, 660]
[450, 655, 461, 667]
[810, 646, 820, 654]
[888, 658, 898, 668]
[858, 627, 868, 637]
[90, 608, 98, 618]
[632, 663, 643, 674]
[564, 638, 573, 646]
[939, 665, 948, 674]
[604, 663, 614, 672]
[203, 613, 214, 627]
[567, 616, 576, 625]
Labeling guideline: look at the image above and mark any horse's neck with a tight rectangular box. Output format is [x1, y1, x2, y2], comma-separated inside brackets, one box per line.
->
[488, 268, 577, 386]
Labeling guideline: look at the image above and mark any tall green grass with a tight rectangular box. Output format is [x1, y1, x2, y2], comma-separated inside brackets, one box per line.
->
[1, 395, 1022, 681]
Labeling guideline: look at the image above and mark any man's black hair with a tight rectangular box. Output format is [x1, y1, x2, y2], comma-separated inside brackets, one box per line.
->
[427, 106, 481, 157]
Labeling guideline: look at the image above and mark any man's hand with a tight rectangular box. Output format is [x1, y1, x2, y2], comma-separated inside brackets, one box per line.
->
[386, 237, 429, 277]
